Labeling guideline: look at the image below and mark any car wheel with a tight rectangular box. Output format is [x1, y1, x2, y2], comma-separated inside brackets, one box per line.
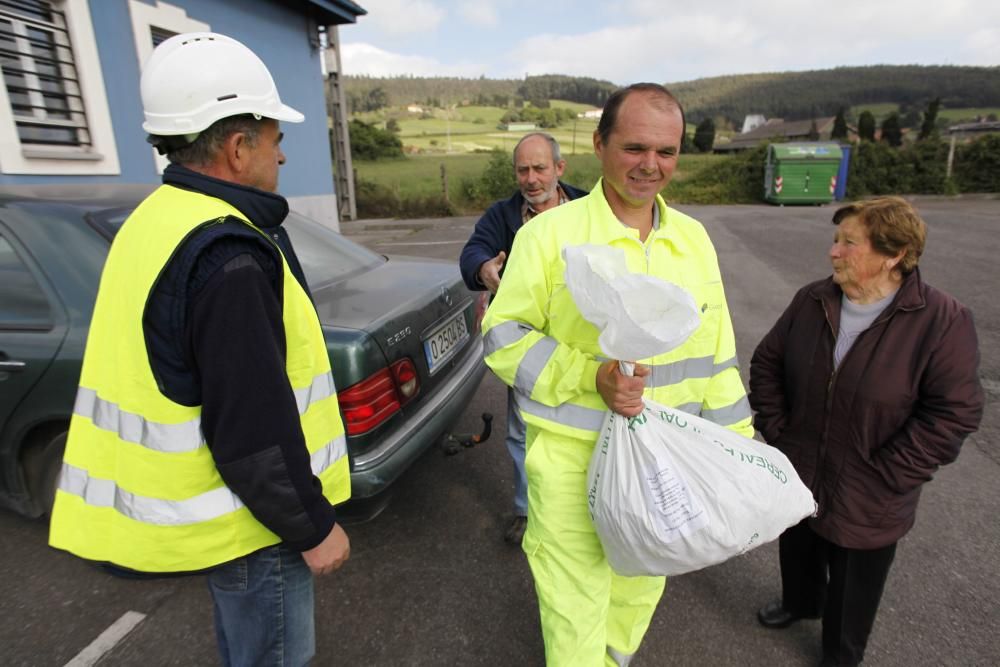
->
[23, 431, 67, 518]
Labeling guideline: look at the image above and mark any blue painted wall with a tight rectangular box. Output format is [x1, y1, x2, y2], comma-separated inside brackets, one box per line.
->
[1, 0, 335, 199]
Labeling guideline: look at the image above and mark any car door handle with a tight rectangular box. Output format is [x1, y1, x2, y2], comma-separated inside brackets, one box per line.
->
[0, 360, 26, 371]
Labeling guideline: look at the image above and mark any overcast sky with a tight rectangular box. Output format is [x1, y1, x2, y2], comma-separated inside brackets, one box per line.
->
[339, 0, 999, 84]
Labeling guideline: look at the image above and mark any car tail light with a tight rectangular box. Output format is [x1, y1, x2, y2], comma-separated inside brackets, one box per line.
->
[474, 291, 489, 333]
[390, 358, 419, 403]
[339, 368, 401, 435]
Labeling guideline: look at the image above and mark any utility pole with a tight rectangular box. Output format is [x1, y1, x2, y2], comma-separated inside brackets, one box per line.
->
[446, 103, 456, 153]
[323, 26, 356, 222]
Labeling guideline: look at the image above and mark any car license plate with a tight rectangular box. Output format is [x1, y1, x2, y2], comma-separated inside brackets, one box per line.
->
[423, 311, 469, 374]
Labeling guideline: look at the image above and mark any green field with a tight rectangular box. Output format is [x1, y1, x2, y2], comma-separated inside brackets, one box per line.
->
[352, 98, 602, 155]
[848, 103, 900, 120]
[355, 154, 493, 199]
[355, 151, 726, 204]
[393, 116, 600, 155]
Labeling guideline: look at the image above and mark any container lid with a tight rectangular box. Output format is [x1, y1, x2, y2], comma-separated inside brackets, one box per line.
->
[770, 142, 843, 160]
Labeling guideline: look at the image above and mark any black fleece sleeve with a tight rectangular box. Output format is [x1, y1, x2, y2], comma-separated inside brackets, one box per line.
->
[189, 252, 337, 552]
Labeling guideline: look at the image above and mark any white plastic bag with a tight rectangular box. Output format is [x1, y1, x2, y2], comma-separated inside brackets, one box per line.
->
[586, 398, 815, 576]
[562, 244, 815, 576]
[562, 244, 701, 360]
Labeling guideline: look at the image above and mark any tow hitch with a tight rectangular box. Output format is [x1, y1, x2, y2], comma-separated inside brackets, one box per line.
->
[441, 412, 493, 456]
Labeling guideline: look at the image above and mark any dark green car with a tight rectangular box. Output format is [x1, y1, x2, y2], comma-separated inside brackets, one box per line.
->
[0, 185, 487, 518]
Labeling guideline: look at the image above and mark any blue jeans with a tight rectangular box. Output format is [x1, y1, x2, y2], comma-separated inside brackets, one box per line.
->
[507, 387, 528, 516]
[207, 544, 315, 667]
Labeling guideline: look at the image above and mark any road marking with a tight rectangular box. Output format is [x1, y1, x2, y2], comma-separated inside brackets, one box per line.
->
[64, 610, 147, 667]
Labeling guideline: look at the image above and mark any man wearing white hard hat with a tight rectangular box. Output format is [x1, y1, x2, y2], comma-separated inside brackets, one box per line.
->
[49, 33, 351, 665]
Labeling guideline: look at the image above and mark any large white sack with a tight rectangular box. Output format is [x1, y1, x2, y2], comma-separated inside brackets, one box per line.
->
[586, 400, 816, 576]
[561, 243, 815, 576]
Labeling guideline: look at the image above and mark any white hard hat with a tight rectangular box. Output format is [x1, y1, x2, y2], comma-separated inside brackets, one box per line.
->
[141, 32, 303, 137]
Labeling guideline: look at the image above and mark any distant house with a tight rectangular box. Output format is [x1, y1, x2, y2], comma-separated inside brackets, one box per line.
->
[715, 117, 837, 153]
[578, 108, 603, 120]
[0, 0, 366, 229]
[407, 104, 424, 113]
[741, 114, 767, 133]
[500, 122, 537, 132]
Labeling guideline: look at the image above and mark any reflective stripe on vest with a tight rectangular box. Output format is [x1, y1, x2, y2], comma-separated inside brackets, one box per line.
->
[495, 322, 746, 434]
[648, 355, 738, 388]
[58, 433, 347, 526]
[72, 370, 337, 454]
[701, 395, 752, 426]
[496, 322, 747, 433]
[515, 336, 557, 397]
[483, 319, 531, 357]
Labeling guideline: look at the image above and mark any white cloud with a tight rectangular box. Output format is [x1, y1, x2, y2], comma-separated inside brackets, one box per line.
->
[460, 3, 499, 27]
[362, 0, 446, 35]
[504, 16, 763, 83]
[503, 4, 1000, 83]
[341, 43, 485, 77]
[345, 1, 1000, 82]
[961, 28, 1000, 65]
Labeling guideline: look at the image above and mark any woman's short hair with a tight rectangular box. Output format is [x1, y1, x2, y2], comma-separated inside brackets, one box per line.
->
[832, 196, 927, 275]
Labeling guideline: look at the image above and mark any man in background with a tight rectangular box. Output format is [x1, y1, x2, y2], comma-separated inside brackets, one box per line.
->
[459, 132, 586, 544]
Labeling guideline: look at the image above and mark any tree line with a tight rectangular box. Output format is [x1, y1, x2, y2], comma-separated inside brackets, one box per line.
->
[668, 65, 1000, 124]
[346, 66, 1000, 126]
[344, 74, 618, 112]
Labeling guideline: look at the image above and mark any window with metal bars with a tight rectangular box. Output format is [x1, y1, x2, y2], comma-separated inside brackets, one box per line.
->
[150, 25, 175, 48]
[0, 0, 91, 148]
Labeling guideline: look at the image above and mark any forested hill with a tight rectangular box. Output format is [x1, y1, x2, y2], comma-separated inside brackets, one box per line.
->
[668, 65, 1000, 121]
[345, 66, 1000, 124]
[344, 74, 617, 111]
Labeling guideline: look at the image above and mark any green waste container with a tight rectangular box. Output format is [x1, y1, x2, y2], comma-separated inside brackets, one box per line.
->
[764, 142, 843, 205]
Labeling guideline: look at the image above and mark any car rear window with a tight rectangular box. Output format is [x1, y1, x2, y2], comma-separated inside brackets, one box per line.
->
[91, 209, 382, 289]
[283, 212, 383, 288]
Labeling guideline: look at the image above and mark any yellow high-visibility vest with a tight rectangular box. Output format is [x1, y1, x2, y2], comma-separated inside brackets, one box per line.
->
[483, 180, 754, 443]
[49, 185, 350, 572]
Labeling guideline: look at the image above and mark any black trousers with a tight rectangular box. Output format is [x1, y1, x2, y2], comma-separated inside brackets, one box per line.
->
[779, 519, 897, 666]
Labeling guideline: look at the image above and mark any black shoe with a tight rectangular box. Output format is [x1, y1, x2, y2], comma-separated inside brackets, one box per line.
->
[757, 600, 821, 629]
[504, 515, 527, 545]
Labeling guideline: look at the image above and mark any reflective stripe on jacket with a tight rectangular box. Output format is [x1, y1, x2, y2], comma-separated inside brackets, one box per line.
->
[49, 185, 350, 572]
[482, 180, 753, 443]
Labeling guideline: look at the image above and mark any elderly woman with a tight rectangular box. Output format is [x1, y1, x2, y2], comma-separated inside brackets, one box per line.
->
[749, 196, 983, 667]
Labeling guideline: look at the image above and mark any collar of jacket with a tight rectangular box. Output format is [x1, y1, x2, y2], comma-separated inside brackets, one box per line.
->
[162, 163, 289, 230]
[586, 177, 682, 246]
[808, 267, 927, 331]
[506, 180, 587, 233]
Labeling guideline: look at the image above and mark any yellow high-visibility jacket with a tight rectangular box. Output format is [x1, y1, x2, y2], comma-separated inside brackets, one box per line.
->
[483, 180, 753, 443]
[49, 185, 350, 573]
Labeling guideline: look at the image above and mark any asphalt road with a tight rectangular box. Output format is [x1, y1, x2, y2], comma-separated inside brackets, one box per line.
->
[2, 197, 997, 666]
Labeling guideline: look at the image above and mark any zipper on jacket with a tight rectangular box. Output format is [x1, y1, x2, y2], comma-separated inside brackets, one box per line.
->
[815, 298, 839, 512]
[817, 292, 902, 514]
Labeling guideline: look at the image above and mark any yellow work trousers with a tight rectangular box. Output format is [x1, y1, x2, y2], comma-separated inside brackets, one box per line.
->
[522, 427, 666, 666]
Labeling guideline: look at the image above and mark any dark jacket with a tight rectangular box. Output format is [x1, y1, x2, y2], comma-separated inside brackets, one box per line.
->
[145, 164, 337, 554]
[749, 270, 983, 549]
[459, 181, 587, 291]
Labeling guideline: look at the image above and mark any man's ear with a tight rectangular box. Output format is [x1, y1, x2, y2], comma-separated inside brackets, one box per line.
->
[593, 130, 603, 159]
[555, 159, 567, 178]
[222, 131, 248, 175]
